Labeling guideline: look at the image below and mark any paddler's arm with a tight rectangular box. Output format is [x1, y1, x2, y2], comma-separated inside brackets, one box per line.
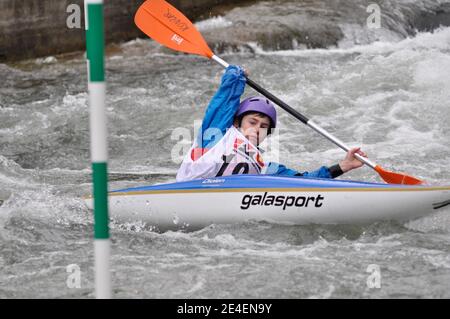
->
[265, 148, 367, 178]
[196, 65, 247, 149]
[265, 162, 344, 179]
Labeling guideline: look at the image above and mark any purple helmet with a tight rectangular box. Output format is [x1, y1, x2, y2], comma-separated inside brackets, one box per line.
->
[235, 96, 277, 129]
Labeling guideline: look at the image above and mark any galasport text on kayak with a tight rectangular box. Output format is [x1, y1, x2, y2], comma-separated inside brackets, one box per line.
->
[241, 193, 325, 210]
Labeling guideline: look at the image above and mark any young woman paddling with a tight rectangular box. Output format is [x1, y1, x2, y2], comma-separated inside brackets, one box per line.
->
[176, 65, 367, 182]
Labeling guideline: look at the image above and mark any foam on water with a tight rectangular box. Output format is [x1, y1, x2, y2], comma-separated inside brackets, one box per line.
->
[195, 16, 233, 31]
[253, 26, 450, 56]
[252, 28, 450, 185]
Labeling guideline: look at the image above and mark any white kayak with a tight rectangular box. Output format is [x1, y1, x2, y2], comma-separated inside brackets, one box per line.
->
[84, 175, 450, 231]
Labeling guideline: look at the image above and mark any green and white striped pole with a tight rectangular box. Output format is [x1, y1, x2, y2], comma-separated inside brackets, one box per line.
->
[84, 0, 111, 299]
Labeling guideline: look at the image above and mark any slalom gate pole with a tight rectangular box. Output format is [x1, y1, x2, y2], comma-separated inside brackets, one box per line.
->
[84, 0, 111, 299]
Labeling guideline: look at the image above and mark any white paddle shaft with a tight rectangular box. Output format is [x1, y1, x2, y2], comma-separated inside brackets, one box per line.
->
[211, 55, 377, 169]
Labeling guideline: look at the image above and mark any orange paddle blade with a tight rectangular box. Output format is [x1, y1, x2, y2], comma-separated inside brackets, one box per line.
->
[135, 0, 214, 58]
[375, 165, 423, 185]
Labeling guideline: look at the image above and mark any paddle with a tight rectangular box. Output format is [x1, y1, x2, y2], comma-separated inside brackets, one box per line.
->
[134, 0, 424, 185]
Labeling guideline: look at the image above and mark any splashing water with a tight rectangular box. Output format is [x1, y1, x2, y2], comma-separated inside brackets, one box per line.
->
[0, 1, 449, 298]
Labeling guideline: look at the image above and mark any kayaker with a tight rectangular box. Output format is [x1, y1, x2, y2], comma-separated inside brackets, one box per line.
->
[176, 65, 367, 182]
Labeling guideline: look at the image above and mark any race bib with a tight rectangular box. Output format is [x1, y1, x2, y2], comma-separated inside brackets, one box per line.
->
[176, 127, 266, 182]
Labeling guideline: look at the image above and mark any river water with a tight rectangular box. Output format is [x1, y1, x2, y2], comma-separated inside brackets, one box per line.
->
[1, 1, 450, 298]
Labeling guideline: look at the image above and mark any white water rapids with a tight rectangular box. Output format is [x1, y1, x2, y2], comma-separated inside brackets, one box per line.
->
[0, 6, 449, 298]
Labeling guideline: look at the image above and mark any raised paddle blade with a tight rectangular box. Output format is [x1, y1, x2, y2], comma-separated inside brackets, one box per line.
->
[375, 165, 423, 185]
[135, 0, 214, 58]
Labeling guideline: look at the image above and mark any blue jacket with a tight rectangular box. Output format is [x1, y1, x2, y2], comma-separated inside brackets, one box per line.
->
[197, 65, 335, 179]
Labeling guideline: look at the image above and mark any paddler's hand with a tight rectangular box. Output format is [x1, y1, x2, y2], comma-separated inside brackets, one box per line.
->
[339, 147, 367, 173]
